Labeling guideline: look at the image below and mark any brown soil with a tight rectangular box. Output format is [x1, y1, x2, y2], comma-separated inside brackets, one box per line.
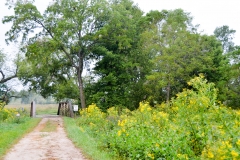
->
[3, 116, 86, 160]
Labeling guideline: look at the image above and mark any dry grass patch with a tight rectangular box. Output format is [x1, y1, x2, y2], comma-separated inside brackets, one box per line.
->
[5, 104, 58, 115]
[40, 119, 58, 132]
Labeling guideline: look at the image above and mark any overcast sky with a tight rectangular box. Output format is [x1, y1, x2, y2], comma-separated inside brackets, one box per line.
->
[0, 0, 240, 54]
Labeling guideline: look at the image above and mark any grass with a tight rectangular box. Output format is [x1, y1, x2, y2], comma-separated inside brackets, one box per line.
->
[0, 117, 41, 158]
[63, 117, 115, 160]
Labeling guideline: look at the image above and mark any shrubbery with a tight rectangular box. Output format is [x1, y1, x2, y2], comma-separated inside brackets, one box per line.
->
[0, 103, 28, 123]
[77, 75, 240, 159]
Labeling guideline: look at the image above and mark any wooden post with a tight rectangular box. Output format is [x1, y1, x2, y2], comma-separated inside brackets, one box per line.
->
[57, 103, 61, 115]
[30, 101, 36, 117]
[63, 103, 65, 116]
[68, 100, 74, 118]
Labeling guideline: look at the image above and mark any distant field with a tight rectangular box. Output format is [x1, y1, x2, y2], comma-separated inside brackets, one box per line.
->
[5, 104, 59, 115]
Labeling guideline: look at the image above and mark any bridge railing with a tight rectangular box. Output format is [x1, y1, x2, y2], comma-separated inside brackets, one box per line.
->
[57, 101, 74, 118]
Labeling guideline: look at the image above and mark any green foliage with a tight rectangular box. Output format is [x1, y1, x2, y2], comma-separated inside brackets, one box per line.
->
[225, 46, 240, 108]
[214, 25, 236, 53]
[3, 0, 110, 108]
[141, 9, 228, 105]
[76, 76, 240, 159]
[86, 0, 150, 110]
[0, 84, 11, 104]
[0, 49, 18, 104]
[2, 1, 233, 111]
[52, 79, 79, 102]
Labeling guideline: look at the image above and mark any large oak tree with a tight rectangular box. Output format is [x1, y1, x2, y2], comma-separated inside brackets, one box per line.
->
[3, 0, 109, 108]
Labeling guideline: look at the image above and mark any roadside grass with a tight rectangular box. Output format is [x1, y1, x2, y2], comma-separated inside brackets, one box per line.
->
[40, 120, 58, 132]
[0, 117, 41, 158]
[63, 117, 115, 160]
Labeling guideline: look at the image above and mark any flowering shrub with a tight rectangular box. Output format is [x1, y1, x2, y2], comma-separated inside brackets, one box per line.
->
[77, 75, 240, 159]
[0, 103, 29, 123]
[0, 103, 19, 122]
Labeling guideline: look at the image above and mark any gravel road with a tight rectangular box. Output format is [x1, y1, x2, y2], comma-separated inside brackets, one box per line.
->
[3, 116, 86, 160]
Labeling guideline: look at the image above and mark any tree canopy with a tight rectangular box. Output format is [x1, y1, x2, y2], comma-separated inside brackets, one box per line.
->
[2, 0, 239, 109]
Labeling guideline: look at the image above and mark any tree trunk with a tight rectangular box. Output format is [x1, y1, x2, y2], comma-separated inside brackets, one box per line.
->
[166, 82, 170, 103]
[77, 70, 86, 109]
[77, 51, 86, 109]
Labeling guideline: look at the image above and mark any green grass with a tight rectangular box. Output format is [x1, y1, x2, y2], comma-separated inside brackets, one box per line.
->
[63, 117, 115, 160]
[0, 117, 41, 158]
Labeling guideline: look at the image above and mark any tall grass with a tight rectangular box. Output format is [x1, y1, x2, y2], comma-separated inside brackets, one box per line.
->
[5, 104, 59, 115]
[63, 117, 115, 160]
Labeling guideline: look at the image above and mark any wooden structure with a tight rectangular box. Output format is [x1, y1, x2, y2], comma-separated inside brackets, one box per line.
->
[30, 101, 36, 117]
[57, 101, 74, 118]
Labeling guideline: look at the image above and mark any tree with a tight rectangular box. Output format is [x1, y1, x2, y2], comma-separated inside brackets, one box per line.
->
[213, 25, 240, 107]
[142, 9, 228, 104]
[0, 49, 20, 104]
[214, 25, 236, 53]
[84, 0, 148, 110]
[0, 49, 18, 84]
[3, 0, 109, 109]
[225, 46, 240, 108]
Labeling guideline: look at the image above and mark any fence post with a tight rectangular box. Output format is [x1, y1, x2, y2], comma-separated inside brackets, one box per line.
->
[30, 101, 36, 117]
[68, 100, 74, 118]
[57, 103, 61, 115]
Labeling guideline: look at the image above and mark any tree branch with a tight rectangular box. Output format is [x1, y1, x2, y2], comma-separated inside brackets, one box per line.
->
[34, 18, 77, 69]
[0, 74, 17, 84]
[0, 70, 5, 80]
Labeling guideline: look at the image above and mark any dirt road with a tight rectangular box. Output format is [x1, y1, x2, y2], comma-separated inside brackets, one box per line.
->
[3, 116, 86, 160]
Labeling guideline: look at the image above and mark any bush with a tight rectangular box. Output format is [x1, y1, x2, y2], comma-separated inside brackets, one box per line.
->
[0, 103, 28, 123]
[76, 75, 240, 159]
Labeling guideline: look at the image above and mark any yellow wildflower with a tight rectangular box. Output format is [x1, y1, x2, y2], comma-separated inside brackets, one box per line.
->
[220, 155, 227, 160]
[147, 153, 154, 159]
[236, 139, 240, 146]
[236, 110, 240, 116]
[89, 122, 95, 126]
[199, 73, 204, 78]
[207, 151, 214, 158]
[117, 130, 122, 136]
[118, 119, 127, 127]
[147, 107, 152, 111]
[231, 150, 239, 158]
